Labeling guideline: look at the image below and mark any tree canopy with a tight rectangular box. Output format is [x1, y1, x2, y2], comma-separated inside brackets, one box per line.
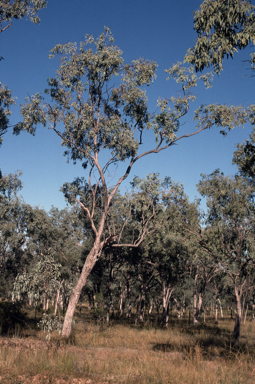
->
[185, 0, 255, 73]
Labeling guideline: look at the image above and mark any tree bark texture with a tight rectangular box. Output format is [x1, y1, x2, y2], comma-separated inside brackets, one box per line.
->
[233, 291, 242, 345]
[61, 245, 99, 337]
[162, 283, 173, 327]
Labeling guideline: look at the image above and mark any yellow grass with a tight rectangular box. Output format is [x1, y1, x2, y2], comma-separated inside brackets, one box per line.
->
[0, 306, 255, 383]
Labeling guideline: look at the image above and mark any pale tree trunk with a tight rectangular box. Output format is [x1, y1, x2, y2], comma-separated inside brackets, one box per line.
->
[54, 288, 61, 317]
[173, 297, 181, 319]
[43, 297, 49, 312]
[233, 288, 242, 345]
[243, 304, 248, 325]
[162, 283, 174, 328]
[252, 305, 255, 322]
[193, 294, 198, 326]
[126, 302, 133, 318]
[148, 300, 153, 316]
[218, 298, 223, 318]
[61, 244, 100, 337]
[215, 302, 218, 322]
[193, 292, 203, 326]
[119, 283, 126, 317]
[139, 295, 145, 322]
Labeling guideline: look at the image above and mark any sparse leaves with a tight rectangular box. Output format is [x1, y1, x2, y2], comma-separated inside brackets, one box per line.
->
[0, 0, 47, 34]
[185, 0, 255, 74]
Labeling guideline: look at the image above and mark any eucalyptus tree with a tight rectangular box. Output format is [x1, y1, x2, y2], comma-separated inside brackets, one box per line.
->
[233, 128, 255, 183]
[185, 0, 255, 186]
[0, 171, 30, 296]
[190, 170, 255, 344]
[0, 84, 15, 147]
[189, 247, 223, 325]
[185, 0, 255, 74]
[12, 206, 83, 313]
[139, 180, 199, 327]
[14, 28, 250, 337]
[0, 0, 47, 145]
[0, 0, 47, 34]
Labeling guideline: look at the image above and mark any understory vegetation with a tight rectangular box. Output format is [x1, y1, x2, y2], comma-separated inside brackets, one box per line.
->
[0, 302, 255, 384]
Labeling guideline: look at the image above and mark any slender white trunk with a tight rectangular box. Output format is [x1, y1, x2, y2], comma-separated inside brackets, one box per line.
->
[126, 303, 133, 318]
[162, 283, 173, 327]
[243, 304, 248, 325]
[252, 305, 255, 322]
[148, 301, 153, 315]
[43, 297, 49, 312]
[233, 288, 242, 345]
[218, 298, 223, 318]
[139, 296, 145, 322]
[193, 293, 203, 326]
[54, 288, 61, 317]
[173, 298, 181, 318]
[215, 304, 218, 322]
[61, 243, 100, 337]
[119, 283, 126, 317]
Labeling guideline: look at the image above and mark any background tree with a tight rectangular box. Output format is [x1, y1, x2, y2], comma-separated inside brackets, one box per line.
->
[190, 170, 255, 344]
[14, 28, 250, 337]
[233, 127, 255, 183]
[0, 171, 30, 297]
[0, 0, 47, 146]
[185, 0, 255, 74]
[0, 0, 47, 34]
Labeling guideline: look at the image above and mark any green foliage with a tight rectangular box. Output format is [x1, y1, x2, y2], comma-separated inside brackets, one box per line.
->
[185, 0, 255, 73]
[0, 0, 47, 33]
[13, 253, 62, 305]
[0, 83, 15, 147]
[197, 170, 255, 293]
[12, 206, 83, 306]
[13, 27, 255, 337]
[193, 103, 248, 136]
[15, 28, 238, 172]
[233, 127, 255, 183]
[37, 313, 63, 340]
[0, 0, 47, 145]
[0, 172, 32, 295]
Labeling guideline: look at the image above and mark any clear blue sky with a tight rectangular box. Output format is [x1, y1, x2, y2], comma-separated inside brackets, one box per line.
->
[1, 0, 254, 211]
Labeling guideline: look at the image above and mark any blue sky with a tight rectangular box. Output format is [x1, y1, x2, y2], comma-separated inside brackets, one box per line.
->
[0, 0, 254, 211]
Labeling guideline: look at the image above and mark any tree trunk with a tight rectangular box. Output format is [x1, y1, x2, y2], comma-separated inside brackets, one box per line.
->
[148, 300, 153, 315]
[126, 302, 133, 318]
[162, 283, 173, 328]
[243, 304, 248, 325]
[193, 292, 203, 326]
[173, 297, 181, 319]
[139, 296, 145, 322]
[61, 245, 99, 337]
[233, 291, 242, 345]
[118, 283, 126, 317]
[54, 288, 61, 317]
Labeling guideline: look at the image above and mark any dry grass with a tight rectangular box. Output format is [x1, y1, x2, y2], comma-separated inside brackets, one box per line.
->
[0, 306, 255, 383]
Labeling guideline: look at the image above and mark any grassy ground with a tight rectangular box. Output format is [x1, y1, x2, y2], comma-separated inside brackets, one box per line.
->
[0, 304, 255, 383]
